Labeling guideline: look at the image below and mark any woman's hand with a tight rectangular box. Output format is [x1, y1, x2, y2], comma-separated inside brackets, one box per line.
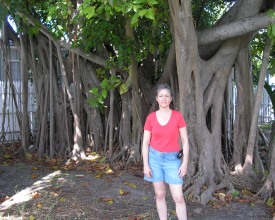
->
[178, 163, 187, 178]
[144, 165, 152, 178]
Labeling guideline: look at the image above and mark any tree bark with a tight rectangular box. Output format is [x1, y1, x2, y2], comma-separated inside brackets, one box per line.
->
[19, 31, 30, 154]
[56, 44, 86, 160]
[49, 39, 55, 158]
[243, 38, 274, 173]
[257, 123, 275, 200]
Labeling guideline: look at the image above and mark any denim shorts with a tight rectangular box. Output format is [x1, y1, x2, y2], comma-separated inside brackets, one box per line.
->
[144, 147, 183, 184]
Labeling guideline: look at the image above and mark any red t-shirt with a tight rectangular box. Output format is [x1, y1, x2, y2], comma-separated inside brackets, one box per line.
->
[144, 110, 186, 152]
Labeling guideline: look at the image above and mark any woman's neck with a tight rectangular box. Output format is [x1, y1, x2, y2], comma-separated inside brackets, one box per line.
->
[158, 107, 172, 113]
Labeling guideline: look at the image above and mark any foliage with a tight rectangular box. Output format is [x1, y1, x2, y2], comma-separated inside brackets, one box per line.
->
[192, 0, 234, 29]
[88, 73, 122, 110]
[258, 122, 273, 129]
[251, 10, 275, 118]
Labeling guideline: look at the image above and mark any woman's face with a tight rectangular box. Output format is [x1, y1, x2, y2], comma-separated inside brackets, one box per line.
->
[156, 89, 172, 108]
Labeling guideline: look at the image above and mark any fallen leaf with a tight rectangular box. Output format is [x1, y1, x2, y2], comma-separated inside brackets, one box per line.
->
[225, 194, 233, 202]
[32, 192, 41, 199]
[119, 189, 130, 196]
[105, 168, 113, 174]
[123, 181, 137, 188]
[29, 215, 35, 220]
[242, 189, 254, 197]
[217, 193, 226, 201]
[99, 197, 114, 204]
[50, 192, 59, 197]
[31, 173, 40, 179]
[59, 197, 66, 202]
[237, 199, 250, 203]
[95, 173, 103, 178]
[105, 177, 114, 182]
[37, 202, 43, 208]
[25, 153, 32, 160]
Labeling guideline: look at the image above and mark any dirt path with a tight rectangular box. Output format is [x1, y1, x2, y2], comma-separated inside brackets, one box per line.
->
[0, 162, 273, 220]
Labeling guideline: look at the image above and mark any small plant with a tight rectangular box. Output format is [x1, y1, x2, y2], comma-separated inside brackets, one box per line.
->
[231, 190, 240, 197]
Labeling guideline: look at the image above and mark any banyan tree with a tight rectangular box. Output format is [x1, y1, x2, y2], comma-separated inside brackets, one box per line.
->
[0, 0, 275, 203]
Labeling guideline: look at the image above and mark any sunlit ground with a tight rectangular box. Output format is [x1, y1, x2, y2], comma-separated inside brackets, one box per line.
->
[0, 170, 64, 218]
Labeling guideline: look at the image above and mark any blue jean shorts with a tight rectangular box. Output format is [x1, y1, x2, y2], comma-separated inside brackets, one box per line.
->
[144, 147, 183, 184]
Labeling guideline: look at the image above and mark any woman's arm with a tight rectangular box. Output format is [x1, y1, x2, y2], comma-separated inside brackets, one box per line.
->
[142, 130, 152, 177]
[178, 127, 189, 177]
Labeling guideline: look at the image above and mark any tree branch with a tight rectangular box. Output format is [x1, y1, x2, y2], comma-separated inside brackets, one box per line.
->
[15, 12, 106, 66]
[198, 13, 275, 46]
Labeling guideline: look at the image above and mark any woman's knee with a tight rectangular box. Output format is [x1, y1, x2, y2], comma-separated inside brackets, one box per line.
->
[173, 195, 185, 204]
[155, 190, 166, 201]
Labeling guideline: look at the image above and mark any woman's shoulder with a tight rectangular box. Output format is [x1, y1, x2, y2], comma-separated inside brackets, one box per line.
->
[172, 110, 183, 116]
[146, 111, 156, 120]
[172, 110, 186, 120]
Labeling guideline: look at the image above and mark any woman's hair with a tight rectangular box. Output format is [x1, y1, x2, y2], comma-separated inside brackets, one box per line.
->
[156, 83, 173, 98]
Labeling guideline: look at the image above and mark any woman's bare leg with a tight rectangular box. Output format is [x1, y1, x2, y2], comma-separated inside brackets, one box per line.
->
[153, 181, 167, 220]
[169, 184, 187, 220]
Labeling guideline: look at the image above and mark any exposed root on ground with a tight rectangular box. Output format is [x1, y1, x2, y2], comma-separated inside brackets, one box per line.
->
[228, 173, 262, 193]
[257, 178, 274, 201]
[184, 171, 264, 205]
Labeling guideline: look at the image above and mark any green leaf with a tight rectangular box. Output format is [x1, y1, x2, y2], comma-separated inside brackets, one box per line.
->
[119, 83, 128, 94]
[267, 9, 275, 17]
[89, 88, 98, 94]
[100, 79, 108, 87]
[131, 12, 139, 26]
[147, 0, 159, 6]
[83, 6, 95, 19]
[133, 0, 146, 4]
[139, 9, 147, 17]
[144, 8, 155, 20]
[102, 89, 107, 98]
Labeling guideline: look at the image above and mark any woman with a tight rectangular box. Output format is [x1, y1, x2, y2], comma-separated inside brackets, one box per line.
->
[142, 83, 189, 220]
